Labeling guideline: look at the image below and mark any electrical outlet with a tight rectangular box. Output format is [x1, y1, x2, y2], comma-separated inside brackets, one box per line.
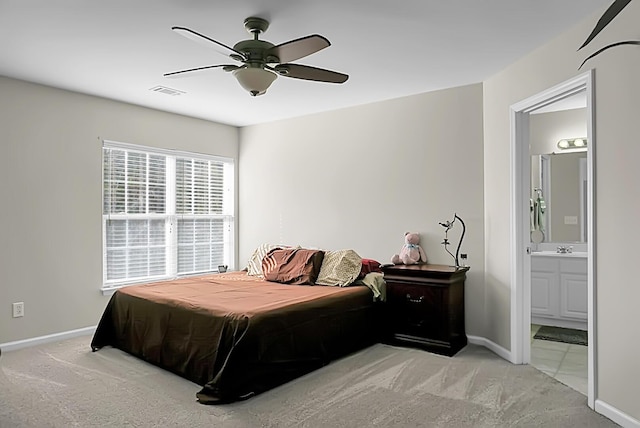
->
[564, 215, 578, 225]
[12, 302, 24, 318]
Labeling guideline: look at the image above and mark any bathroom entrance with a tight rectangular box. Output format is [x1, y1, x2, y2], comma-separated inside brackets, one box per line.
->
[509, 71, 596, 409]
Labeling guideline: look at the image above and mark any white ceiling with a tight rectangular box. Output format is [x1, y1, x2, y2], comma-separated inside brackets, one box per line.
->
[0, 1, 608, 127]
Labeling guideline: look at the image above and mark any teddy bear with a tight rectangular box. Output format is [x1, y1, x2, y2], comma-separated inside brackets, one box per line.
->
[391, 232, 427, 265]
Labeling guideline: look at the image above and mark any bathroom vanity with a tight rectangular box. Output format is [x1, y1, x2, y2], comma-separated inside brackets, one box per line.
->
[531, 251, 587, 330]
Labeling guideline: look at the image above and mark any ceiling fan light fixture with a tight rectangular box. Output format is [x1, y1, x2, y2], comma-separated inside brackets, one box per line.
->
[167, 18, 348, 96]
[233, 68, 277, 96]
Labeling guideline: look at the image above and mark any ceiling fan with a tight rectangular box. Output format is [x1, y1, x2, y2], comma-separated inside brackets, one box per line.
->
[164, 17, 349, 97]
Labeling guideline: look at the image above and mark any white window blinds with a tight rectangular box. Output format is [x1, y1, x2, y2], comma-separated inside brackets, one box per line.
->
[102, 141, 234, 290]
[176, 158, 232, 275]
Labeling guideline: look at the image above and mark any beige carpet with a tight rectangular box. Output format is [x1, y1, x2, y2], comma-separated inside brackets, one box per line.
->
[0, 337, 617, 427]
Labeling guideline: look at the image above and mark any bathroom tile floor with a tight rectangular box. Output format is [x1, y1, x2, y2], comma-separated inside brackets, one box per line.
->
[530, 324, 588, 395]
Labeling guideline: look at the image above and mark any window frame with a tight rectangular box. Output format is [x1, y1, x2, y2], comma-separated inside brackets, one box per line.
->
[101, 140, 234, 294]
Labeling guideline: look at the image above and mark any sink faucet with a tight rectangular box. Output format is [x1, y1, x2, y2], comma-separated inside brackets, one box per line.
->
[556, 246, 573, 254]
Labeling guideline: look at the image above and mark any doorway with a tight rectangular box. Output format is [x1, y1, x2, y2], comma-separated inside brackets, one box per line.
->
[509, 71, 596, 409]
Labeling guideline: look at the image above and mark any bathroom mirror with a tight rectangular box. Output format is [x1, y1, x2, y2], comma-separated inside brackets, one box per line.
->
[531, 152, 587, 243]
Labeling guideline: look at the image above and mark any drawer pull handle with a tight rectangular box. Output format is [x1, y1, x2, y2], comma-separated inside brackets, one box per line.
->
[406, 294, 424, 303]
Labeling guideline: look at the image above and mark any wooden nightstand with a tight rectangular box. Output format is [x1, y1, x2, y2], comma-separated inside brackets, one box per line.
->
[381, 263, 468, 356]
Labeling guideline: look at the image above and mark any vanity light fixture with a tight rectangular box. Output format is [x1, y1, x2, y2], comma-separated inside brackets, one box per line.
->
[557, 138, 587, 151]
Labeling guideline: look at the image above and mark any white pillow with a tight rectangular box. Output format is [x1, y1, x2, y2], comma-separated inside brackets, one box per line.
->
[246, 243, 280, 276]
[316, 249, 362, 286]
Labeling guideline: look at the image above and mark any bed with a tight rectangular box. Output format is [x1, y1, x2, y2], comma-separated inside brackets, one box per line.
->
[91, 269, 382, 404]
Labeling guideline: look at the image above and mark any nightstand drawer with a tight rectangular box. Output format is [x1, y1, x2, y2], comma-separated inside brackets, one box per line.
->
[387, 283, 444, 340]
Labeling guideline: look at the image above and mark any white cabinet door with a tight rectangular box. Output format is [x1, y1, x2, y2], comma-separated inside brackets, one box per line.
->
[531, 271, 558, 317]
[560, 273, 588, 319]
[532, 255, 587, 325]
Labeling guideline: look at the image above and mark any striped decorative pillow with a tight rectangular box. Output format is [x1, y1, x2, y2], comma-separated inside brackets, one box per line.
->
[315, 249, 362, 286]
[247, 243, 280, 276]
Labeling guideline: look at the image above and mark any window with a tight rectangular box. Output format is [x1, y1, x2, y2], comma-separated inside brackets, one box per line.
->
[102, 141, 234, 291]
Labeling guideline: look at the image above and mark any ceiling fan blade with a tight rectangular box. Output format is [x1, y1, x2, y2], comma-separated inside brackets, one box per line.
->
[164, 64, 241, 78]
[172, 26, 246, 60]
[274, 64, 348, 84]
[266, 34, 330, 63]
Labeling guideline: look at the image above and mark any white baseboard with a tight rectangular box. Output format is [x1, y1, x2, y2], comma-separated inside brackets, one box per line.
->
[467, 335, 512, 362]
[0, 326, 96, 353]
[595, 399, 640, 428]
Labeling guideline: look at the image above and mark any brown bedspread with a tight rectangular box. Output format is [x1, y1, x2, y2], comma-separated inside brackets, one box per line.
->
[91, 271, 380, 403]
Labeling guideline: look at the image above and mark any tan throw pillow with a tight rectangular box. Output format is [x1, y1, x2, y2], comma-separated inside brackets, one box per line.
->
[316, 249, 362, 286]
[247, 243, 280, 276]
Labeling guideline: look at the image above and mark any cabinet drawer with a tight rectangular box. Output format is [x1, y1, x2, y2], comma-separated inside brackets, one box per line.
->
[532, 257, 559, 273]
[387, 283, 444, 340]
[560, 258, 587, 274]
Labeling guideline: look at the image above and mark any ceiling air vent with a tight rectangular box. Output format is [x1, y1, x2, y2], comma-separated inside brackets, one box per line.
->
[149, 85, 185, 96]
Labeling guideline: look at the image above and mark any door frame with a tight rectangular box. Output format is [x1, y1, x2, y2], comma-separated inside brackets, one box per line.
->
[509, 70, 596, 409]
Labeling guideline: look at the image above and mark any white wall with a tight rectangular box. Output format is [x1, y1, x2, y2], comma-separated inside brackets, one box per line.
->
[530, 108, 587, 155]
[483, 3, 640, 421]
[239, 83, 486, 337]
[0, 76, 239, 343]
